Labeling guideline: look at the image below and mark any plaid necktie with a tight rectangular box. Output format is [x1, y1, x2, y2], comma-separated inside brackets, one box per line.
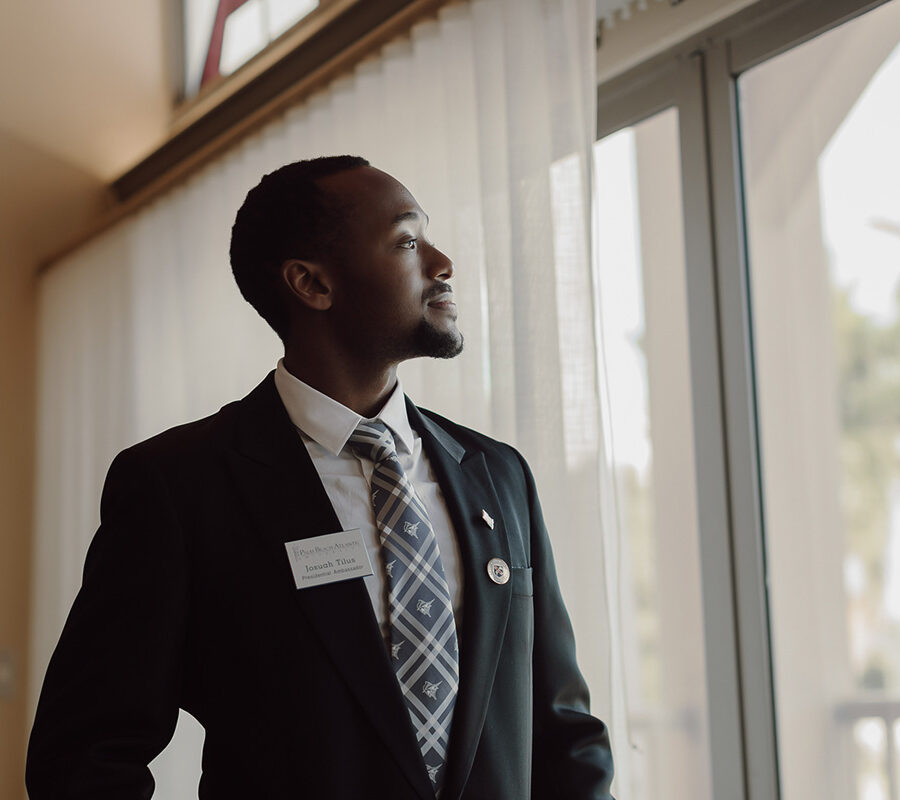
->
[349, 420, 459, 795]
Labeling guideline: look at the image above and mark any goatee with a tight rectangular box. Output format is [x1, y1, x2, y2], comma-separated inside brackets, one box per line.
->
[412, 320, 464, 360]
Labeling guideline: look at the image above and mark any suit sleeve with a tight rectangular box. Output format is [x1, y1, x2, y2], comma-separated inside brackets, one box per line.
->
[514, 450, 615, 799]
[26, 447, 188, 799]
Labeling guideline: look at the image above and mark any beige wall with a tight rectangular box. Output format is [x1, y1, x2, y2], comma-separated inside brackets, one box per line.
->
[0, 236, 38, 800]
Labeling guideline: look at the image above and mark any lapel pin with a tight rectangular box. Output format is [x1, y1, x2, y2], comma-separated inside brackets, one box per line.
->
[481, 509, 495, 530]
[487, 557, 510, 585]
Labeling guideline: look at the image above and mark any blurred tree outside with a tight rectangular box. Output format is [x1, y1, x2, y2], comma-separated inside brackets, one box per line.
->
[834, 280, 900, 691]
[622, 463, 659, 703]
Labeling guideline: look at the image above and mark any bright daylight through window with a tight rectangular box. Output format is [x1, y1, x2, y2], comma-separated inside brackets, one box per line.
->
[593, 108, 712, 800]
[183, 0, 319, 95]
[740, 1, 900, 798]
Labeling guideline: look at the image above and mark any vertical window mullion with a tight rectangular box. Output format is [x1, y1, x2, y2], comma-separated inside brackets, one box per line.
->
[674, 51, 749, 800]
[702, 38, 783, 800]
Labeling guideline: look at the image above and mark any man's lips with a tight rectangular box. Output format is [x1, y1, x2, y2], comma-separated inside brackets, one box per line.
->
[427, 291, 456, 310]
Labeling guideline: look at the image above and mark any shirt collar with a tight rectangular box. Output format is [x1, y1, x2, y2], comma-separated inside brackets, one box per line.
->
[273, 359, 414, 456]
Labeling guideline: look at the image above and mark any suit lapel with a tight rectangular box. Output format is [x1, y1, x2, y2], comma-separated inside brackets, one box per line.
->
[228, 374, 435, 799]
[408, 403, 513, 800]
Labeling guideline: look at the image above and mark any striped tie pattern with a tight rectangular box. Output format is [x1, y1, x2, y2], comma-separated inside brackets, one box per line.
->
[349, 420, 459, 795]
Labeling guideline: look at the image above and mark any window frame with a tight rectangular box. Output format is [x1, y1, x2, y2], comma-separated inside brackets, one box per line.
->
[595, 0, 896, 797]
[595, 51, 749, 800]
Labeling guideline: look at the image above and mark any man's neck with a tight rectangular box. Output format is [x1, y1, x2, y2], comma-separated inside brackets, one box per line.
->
[282, 352, 399, 418]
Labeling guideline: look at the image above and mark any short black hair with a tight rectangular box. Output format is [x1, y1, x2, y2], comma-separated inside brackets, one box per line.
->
[230, 154, 370, 339]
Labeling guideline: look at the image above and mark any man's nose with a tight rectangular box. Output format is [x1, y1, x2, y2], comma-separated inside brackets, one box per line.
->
[426, 244, 454, 281]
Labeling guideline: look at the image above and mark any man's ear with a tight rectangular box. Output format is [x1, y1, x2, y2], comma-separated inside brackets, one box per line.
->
[281, 258, 333, 311]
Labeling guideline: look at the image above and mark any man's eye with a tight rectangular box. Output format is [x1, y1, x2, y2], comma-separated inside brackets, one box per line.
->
[399, 239, 418, 250]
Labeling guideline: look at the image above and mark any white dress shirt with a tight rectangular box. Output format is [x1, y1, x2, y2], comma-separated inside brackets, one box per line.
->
[273, 359, 463, 638]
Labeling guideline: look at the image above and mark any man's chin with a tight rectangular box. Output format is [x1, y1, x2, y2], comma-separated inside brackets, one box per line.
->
[413, 322, 464, 360]
[431, 333, 465, 360]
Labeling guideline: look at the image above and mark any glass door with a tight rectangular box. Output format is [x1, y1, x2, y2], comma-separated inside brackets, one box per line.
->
[593, 56, 742, 800]
[738, 2, 900, 798]
[594, 104, 713, 800]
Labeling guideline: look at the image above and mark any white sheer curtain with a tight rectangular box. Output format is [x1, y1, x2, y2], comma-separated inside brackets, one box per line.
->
[29, 0, 630, 795]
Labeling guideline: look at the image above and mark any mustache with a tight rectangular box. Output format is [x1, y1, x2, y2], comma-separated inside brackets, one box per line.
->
[423, 282, 454, 302]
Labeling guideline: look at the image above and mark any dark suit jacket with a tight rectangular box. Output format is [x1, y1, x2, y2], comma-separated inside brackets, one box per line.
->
[26, 373, 614, 799]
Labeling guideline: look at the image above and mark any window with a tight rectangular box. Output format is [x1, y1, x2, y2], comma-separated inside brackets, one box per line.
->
[183, 0, 319, 94]
[596, 1, 900, 797]
[594, 108, 713, 800]
[739, 2, 900, 797]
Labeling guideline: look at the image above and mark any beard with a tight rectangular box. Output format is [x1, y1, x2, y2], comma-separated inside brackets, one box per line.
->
[409, 318, 464, 360]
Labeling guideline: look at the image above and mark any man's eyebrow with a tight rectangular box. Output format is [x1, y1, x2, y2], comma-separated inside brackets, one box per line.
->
[391, 210, 429, 225]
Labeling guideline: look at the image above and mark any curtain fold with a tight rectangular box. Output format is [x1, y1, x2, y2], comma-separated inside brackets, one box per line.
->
[29, 0, 630, 794]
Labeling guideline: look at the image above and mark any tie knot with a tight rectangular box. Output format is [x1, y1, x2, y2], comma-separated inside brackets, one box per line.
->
[349, 420, 398, 463]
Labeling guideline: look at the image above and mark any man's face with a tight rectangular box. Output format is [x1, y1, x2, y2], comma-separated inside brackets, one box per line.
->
[316, 166, 463, 363]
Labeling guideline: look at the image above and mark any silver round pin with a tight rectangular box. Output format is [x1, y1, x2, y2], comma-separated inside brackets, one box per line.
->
[486, 557, 510, 585]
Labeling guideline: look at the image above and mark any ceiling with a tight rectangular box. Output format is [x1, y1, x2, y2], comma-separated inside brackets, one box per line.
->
[0, 0, 173, 271]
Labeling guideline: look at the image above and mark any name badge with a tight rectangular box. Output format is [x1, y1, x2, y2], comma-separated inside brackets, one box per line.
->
[284, 529, 374, 589]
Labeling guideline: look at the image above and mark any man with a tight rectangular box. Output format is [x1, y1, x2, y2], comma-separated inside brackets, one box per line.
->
[27, 156, 614, 799]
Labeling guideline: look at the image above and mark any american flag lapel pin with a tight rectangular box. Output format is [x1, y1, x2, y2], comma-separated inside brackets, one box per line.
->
[481, 509, 495, 530]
